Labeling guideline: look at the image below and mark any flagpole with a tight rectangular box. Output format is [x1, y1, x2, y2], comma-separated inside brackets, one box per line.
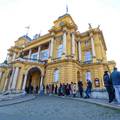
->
[25, 25, 30, 36]
[66, 0, 68, 14]
[66, 4, 68, 14]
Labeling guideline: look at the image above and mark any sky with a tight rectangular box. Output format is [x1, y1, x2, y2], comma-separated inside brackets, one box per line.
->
[0, 0, 120, 69]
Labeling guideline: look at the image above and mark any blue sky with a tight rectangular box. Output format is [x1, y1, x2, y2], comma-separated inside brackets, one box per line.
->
[0, 0, 120, 69]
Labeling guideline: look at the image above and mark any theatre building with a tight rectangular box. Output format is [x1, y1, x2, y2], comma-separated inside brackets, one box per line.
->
[0, 14, 115, 94]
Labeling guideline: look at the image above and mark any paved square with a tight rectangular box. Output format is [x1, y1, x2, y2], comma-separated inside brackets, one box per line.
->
[0, 96, 120, 120]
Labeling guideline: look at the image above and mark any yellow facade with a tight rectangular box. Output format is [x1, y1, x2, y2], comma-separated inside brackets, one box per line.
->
[0, 14, 116, 93]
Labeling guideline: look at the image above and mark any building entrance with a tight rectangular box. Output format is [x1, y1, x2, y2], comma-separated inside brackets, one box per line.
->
[25, 67, 41, 94]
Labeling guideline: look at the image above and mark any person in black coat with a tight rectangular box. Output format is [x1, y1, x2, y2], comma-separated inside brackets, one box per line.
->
[78, 80, 83, 98]
[52, 84, 54, 94]
[103, 71, 115, 103]
[55, 85, 58, 94]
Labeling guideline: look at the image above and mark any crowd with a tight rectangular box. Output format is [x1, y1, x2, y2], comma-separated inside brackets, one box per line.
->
[45, 80, 92, 99]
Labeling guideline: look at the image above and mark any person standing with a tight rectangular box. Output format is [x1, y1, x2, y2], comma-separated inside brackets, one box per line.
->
[78, 80, 83, 98]
[52, 84, 54, 94]
[72, 83, 77, 97]
[66, 83, 70, 96]
[84, 80, 92, 98]
[46, 84, 49, 95]
[103, 71, 115, 103]
[55, 84, 58, 94]
[70, 82, 73, 96]
[110, 67, 120, 104]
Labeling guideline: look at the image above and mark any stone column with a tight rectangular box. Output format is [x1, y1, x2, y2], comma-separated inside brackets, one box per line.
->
[3, 77, 8, 91]
[71, 32, 75, 55]
[12, 53, 16, 61]
[50, 37, 54, 58]
[8, 68, 15, 90]
[28, 49, 32, 59]
[11, 67, 20, 90]
[63, 31, 66, 55]
[90, 33, 96, 57]
[37, 46, 41, 60]
[48, 41, 51, 57]
[22, 74, 27, 91]
[39, 75, 44, 94]
[0, 71, 3, 80]
[78, 41, 82, 61]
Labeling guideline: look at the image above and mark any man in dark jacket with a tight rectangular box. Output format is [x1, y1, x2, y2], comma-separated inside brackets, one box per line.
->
[110, 67, 120, 104]
[84, 79, 92, 98]
[103, 71, 115, 103]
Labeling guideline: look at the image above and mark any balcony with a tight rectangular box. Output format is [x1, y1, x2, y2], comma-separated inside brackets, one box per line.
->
[15, 58, 46, 64]
[0, 63, 10, 68]
[81, 60, 93, 64]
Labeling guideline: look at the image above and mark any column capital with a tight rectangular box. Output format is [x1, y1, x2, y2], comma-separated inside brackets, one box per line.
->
[62, 27, 67, 32]
[51, 32, 55, 36]
[71, 31, 75, 34]
[63, 30, 67, 33]
[89, 32, 94, 37]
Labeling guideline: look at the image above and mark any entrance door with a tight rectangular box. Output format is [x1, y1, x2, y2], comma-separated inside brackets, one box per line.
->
[25, 67, 41, 94]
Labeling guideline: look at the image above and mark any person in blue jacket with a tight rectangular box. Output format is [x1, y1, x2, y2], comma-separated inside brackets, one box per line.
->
[110, 67, 120, 104]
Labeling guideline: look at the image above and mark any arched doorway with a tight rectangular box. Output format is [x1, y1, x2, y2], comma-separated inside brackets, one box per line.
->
[25, 67, 41, 94]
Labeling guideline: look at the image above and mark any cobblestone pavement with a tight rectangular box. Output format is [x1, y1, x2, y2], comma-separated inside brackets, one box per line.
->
[0, 96, 120, 120]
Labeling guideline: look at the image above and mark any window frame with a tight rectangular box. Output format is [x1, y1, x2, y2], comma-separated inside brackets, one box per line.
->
[85, 71, 92, 81]
[53, 69, 59, 83]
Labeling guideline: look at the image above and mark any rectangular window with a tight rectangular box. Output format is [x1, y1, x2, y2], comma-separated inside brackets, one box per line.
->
[85, 40, 89, 47]
[57, 44, 63, 58]
[86, 71, 91, 81]
[31, 53, 38, 61]
[40, 49, 49, 60]
[54, 70, 59, 82]
[85, 51, 92, 62]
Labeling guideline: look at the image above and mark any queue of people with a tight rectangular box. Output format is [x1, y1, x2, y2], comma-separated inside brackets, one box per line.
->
[45, 80, 92, 99]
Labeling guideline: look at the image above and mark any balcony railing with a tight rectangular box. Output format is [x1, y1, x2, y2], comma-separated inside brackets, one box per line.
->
[15, 57, 46, 64]
[0, 63, 10, 67]
[81, 60, 93, 64]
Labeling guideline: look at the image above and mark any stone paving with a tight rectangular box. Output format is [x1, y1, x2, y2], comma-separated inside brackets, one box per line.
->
[0, 95, 35, 107]
[0, 96, 120, 120]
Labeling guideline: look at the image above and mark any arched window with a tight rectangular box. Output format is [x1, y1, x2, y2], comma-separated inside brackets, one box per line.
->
[85, 71, 91, 81]
[53, 69, 59, 82]
[57, 44, 63, 58]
